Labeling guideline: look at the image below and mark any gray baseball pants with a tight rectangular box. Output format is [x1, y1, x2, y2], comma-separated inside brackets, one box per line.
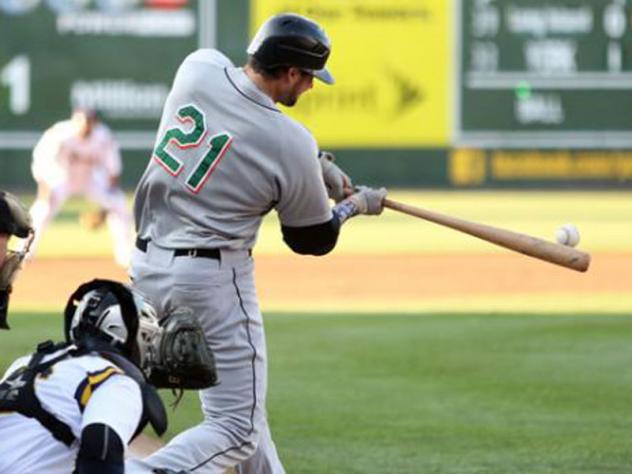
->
[125, 242, 284, 474]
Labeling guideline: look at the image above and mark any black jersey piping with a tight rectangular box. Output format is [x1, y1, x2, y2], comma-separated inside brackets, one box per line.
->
[189, 268, 258, 471]
[224, 68, 280, 113]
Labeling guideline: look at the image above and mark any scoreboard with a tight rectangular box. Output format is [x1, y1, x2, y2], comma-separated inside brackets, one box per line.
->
[0, 0, 214, 150]
[457, 0, 632, 149]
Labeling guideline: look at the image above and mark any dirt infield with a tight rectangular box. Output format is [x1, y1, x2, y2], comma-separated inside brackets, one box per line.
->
[12, 252, 632, 312]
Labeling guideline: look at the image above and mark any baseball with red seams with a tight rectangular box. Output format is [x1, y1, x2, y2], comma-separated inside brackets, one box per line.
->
[555, 223, 580, 247]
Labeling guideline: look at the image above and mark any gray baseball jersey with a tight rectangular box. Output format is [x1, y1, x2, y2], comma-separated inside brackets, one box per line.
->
[134, 49, 332, 250]
[128, 49, 332, 473]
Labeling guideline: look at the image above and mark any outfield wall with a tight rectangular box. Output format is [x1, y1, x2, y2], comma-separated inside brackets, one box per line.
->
[4, 146, 631, 192]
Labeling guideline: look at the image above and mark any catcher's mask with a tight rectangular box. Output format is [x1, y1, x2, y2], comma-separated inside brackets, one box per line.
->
[63, 279, 160, 375]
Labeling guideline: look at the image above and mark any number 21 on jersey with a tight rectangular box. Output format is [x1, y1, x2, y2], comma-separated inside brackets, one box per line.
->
[152, 104, 232, 194]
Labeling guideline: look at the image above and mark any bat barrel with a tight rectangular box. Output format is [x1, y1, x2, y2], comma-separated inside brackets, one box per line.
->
[383, 199, 591, 273]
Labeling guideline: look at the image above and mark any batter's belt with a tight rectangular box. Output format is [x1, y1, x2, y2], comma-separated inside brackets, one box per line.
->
[135, 238, 251, 260]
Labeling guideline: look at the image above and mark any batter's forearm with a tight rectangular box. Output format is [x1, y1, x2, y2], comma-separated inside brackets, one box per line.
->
[332, 199, 360, 225]
[281, 186, 387, 256]
[333, 186, 387, 223]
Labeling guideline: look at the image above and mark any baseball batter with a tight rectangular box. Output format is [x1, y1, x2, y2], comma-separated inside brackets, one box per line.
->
[27, 109, 132, 266]
[126, 13, 387, 474]
[0, 280, 166, 474]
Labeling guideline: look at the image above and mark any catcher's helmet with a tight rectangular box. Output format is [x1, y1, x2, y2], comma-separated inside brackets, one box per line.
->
[0, 190, 32, 238]
[247, 13, 334, 85]
[64, 279, 160, 373]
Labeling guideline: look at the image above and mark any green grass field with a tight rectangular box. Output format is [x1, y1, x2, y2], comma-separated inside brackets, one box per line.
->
[3, 311, 632, 473]
[3, 190, 631, 472]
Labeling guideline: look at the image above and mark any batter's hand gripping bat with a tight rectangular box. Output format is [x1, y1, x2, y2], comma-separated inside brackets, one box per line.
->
[383, 198, 590, 273]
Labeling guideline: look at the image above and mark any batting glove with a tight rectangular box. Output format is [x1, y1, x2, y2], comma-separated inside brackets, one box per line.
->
[318, 151, 352, 203]
[347, 185, 388, 215]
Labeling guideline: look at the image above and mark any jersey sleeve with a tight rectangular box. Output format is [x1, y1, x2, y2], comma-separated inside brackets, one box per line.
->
[274, 121, 332, 227]
[31, 127, 62, 181]
[81, 373, 142, 446]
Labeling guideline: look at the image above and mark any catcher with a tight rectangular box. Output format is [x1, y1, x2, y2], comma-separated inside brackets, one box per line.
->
[0, 279, 217, 473]
[0, 190, 33, 329]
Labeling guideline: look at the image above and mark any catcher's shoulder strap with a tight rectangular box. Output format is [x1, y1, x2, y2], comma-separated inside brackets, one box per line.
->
[0, 340, 76, 446]
[98, 350, 168, 438]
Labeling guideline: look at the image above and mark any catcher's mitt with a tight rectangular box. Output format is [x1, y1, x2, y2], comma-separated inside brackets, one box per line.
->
[148, 309, 218, 390]
[79, 208, 107, 231]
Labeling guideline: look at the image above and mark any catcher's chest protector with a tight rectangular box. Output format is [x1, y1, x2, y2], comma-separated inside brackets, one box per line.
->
[0, 341, 167, 444]
[0, 341, 76, 445]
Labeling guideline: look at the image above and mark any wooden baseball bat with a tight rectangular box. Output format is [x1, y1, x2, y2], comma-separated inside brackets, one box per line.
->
[383, 198, 590, 273]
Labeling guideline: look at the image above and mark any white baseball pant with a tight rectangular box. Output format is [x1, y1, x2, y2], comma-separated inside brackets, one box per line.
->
[28, 183, 132, 266]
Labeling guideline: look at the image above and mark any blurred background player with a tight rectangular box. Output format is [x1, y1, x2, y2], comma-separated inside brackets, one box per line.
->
[0, 279, 167, 474]
[0, 190, 33, 329]
[27, 108, 132, 267]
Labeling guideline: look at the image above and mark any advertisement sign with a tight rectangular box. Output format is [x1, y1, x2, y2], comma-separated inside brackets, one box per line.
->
[251, 0, 452, 147]
[0, 0, 199, 149]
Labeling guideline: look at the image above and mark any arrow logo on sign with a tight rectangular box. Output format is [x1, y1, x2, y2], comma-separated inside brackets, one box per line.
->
[386, 69, 425, 117]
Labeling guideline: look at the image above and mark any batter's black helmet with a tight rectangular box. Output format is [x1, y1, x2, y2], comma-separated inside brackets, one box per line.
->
[247, 13, 334, 85]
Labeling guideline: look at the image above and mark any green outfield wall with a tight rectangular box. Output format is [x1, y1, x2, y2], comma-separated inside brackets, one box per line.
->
[1, 0, 631, 191]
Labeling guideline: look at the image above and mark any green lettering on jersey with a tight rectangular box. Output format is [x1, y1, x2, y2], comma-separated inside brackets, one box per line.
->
[186, 133, 232, 193]
[153, 104, 207, 176]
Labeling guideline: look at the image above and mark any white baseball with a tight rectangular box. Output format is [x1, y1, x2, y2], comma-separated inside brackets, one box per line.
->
[555, 223, 580, 247]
